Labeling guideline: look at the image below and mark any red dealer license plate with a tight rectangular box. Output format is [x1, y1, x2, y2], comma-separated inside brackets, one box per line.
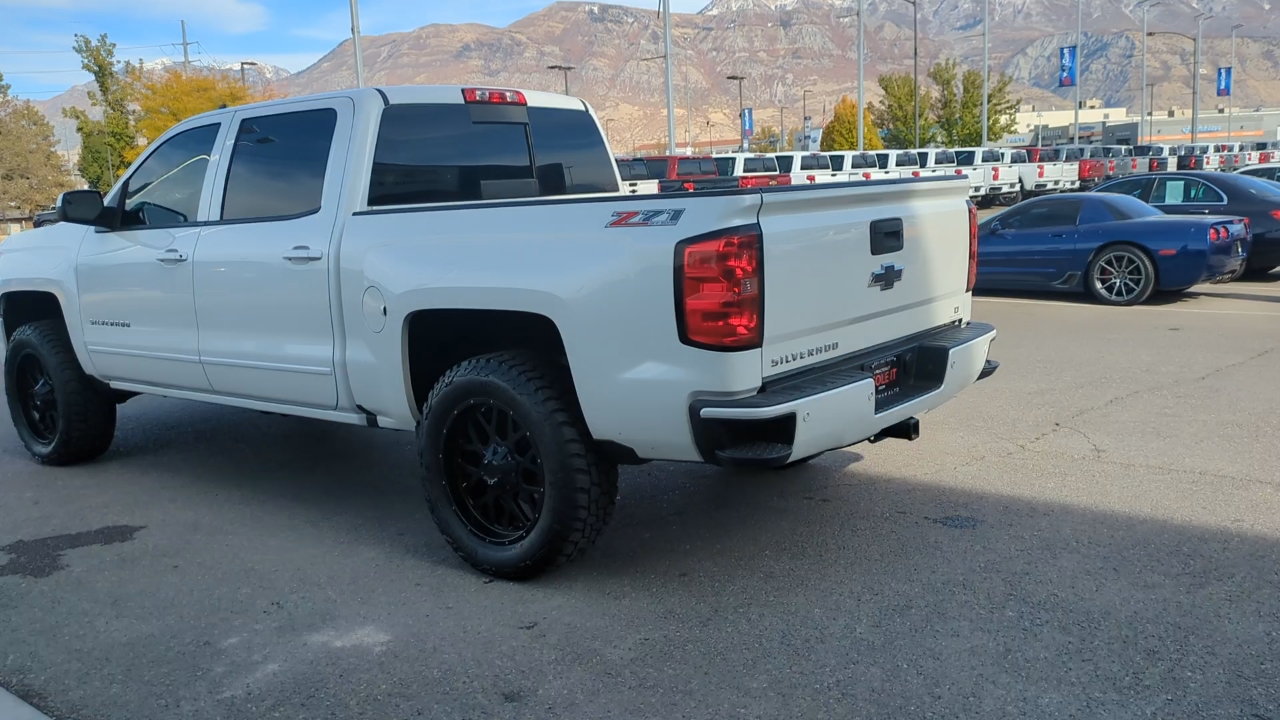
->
[865, 354, 906, 402]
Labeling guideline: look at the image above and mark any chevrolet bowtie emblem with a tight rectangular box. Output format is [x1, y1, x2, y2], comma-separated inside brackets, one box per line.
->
[868, 262, 904, 291]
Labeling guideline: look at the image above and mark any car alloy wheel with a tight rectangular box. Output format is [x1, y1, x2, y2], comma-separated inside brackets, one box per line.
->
[1092, 250, 1147, 304]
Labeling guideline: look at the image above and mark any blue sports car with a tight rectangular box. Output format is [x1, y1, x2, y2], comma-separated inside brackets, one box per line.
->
[975, 193, 1251, 306]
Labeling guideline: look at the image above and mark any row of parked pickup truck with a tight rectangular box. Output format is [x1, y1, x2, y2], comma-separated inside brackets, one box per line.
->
[617, 141, 1280, 209]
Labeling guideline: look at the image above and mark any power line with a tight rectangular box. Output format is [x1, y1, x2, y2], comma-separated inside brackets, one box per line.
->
[0, 43, 171, 55]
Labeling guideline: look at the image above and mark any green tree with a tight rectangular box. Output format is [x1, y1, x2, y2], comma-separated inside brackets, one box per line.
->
[928, 59, 1021, 147]
[62, 33, 138, 192]
[871, 72, 935, 148]
[820, 94, 884, 151]
[750, 123, 783, 152]
[0, 71, 75, 214]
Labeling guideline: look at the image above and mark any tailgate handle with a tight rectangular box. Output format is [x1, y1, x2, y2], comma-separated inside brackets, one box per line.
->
[870, 218, 904, 256]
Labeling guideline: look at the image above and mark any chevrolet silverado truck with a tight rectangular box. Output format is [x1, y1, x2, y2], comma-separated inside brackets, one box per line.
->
[996, 147, 1066, 203]
[0, 85, 999, 579]
[954, 148, 1018, 207]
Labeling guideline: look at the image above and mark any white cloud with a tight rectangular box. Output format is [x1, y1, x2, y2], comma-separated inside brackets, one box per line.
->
[0, 0, 270, 34]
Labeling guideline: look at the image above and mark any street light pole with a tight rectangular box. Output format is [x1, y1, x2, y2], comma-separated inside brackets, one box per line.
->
[1138, 1, 1160, 145]
[662, 0, 677, 154]
[1193, 13, 1212, 145]
[1074, 0, 1081, 144]
[238, 60, 258, 87]
[728, 75, 746, 151]
[1229, 23, 1243, 144]
[546, 64, 575, 95]
[1146, 83, 1156, 141]
[349, 0, 365, 88]
[801, 89, 812, 150]
[779, 106, 787, 150]
[858, 0, 865, 150]
[906, 0, 919, 146]
[981, 0, 989, 146]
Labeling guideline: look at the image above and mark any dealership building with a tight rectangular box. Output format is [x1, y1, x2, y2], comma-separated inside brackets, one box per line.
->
[1001, 100, 1280, 147]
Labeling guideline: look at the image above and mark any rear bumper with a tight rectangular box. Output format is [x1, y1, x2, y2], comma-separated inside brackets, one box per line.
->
[688, 322, 998, 468]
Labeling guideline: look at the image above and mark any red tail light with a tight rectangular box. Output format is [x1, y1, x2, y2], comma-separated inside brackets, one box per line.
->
[967, 200, 978, 292]
[955, 169, 964, 175]
[1150, 159, 1159, 172]
[462, 88, 527, 105]
[912, 170, 921, 177]
[1108, 159, 1116, 173]
[1209, 226, 1221, 242]
[682, 181, 695, 191]
[675, 227, 763, 350]
[1037, 164, 1045, 178]
[1271, 210, 1280, 222]
[1131, 158, 1139, 170]
[862, 172, 872, 180]
[806, 175, 817, 184]
[992, 167, 1000, 181]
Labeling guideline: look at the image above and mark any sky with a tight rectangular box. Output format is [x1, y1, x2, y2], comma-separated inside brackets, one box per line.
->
[0, 0, 709, 100]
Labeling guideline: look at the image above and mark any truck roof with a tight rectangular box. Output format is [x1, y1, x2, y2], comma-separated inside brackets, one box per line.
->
[176, 85, 593, 126]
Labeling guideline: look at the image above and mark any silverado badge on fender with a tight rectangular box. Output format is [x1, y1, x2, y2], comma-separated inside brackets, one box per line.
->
[868, 262, 904, 291]
[605, 209, 685, 228]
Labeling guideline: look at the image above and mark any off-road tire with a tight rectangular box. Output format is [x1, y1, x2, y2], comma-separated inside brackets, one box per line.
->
[417, 351, 618, 580]
[4, 320, 116, 465]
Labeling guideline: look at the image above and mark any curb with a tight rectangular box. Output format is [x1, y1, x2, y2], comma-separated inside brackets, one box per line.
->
[0, 689, 52, 720]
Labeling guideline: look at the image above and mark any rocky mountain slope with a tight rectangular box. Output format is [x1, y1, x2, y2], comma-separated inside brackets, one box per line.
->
[272, 0, 1278, 147]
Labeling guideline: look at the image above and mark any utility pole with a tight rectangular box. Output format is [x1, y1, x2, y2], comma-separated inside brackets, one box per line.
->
[349, 0, 365, 88]
[858, 0, 865, 151]
[661, 0, 676, 154]
[180, 20, 191, 72]
[1074, 0, 1082, 144]
[1229, 23, 1243, 144]
[1138, 2, 1160, 145]
[547, 64, 575, 95]
[903, 0, 920, 146]
[779, 106, 786, 150]
[1146, 83, 1156, 141]
[801, 89, 812, 150]
[1193, 13, 1211, 145]
[728, 75, 747, 151]
[981, 0, 989, 146]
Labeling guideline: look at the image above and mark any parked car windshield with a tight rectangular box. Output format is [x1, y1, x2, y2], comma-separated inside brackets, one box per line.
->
[1101, 195, 1163, 220]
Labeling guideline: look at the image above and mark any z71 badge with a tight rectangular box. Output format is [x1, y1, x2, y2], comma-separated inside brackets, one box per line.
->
[605, 209, 686, 228]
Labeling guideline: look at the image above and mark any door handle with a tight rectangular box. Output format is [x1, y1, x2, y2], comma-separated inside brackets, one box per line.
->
[282, 245, 324, 263]
[1187, 209, 1210, 214]
[155, 248, 189, 265]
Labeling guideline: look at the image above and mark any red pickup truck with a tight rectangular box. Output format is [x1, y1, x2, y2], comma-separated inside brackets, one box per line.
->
[1057, 146, 1107, 189]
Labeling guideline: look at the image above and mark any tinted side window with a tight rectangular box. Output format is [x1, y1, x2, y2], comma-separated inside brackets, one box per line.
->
[775, 156, 794, 173]
[955, 150, 976, 165]
[896, 152, 918, 167]
[799, 155, 830, 171]
[368, 104, 533, 206]
[982, 149, 1002, 163]
[875, 153, 889, 170]
[1151, 178, 1225, 204]
[527, 107, 619, 195]
[742, 157, 777, 173]
[1008, 150, 1029, 164]
[1097, 177, 1149, 199]
[1005, 200, 1081, 230]
[714, 158, 734, 176]
[645, 159, 670, 179]
[937, 150, 956, 165]
[676, 159, 713, 177]
[222, 109, 336, 221]
[120, 124, 219, 228]
[828, 154, 845, 171]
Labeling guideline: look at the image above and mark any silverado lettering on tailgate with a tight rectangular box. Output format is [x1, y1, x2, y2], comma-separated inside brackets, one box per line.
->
[770, 342, 840, 369]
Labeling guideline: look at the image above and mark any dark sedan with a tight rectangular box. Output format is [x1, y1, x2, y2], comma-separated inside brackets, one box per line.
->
[1236, 164, 1280, 183]
[976, 193, 1249, 306]
[1092, 170, 1280, 277]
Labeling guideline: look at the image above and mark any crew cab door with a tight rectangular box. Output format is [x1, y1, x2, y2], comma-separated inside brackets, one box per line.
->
[193, 97, 353, 409]
[76, 121, 227, 390]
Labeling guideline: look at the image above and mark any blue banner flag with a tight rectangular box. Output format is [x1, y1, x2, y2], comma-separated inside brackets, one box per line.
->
[1217, 67, 1233, 97]
[1058, 46, 1078, 88]
[742, 107, 754, 138]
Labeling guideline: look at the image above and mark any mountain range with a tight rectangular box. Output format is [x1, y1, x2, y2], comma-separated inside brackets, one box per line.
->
[36, 0, 1280, 153]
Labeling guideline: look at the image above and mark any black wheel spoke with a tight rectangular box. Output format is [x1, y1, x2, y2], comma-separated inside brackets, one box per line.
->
[441, 398, 545, 545]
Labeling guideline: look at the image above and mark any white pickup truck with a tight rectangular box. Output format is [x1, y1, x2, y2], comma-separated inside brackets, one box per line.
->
[954, 148, 1018, 207]
[996, 147, 1067, 203]
[0, 85, 999, 579]
[826, 151, 900, 182]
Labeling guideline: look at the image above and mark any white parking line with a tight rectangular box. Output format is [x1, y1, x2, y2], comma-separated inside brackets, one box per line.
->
[0, 688, 52, 720]
[976, 297, 1280, 316]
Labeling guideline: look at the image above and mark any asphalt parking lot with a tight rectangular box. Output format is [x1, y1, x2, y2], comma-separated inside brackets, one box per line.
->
[3, 275, 1280, 719]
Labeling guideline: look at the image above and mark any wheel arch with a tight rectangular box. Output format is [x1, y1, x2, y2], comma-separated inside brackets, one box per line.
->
[1086, 241, 1161, 287]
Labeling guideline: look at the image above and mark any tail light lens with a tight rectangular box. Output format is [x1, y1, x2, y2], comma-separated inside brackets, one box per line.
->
[1037, 164, 1045, 178]
[1131, 158, 1138, 170]
[1209, 226, 1221, 242]
[912, 170, 921, 177]
[955, 169, 964, 175]
[682, 182, 696, 191]
[462, 88, 527, 105]
[806, 175, 817, 184]
[1150, 159, 1159, 172]
[862, 172, 872, 180]
[1270, 210, 1280, 222]
[967, 200, 979, 292]
[675, 227, 763, 350]
[992, 167, 1000, 181]
[1108, 159, 1116, 173]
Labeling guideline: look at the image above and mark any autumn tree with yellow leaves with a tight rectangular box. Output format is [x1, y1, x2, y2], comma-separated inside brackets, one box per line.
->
[820, 95, 884, 152]
[125, 65, 275, 165]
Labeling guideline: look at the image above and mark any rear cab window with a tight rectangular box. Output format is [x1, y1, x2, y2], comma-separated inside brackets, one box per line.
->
[714, 157, 735, 177]
[675, 159, 717, 177]
[828, 154, 846, 172]
[367, 102, 619, 206]
[775, 156, 794, 173]
[799, 154, 830, 171]
[742, 157, 778, 174]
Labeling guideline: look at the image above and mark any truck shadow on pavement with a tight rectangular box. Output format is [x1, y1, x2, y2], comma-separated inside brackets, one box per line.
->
[3, 399, 1280, 719]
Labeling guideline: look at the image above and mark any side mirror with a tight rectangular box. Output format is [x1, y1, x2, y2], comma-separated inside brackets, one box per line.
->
[56, 190, 106, 226]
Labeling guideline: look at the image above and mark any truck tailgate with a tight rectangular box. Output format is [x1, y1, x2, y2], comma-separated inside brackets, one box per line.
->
[757, 178, 972, 378]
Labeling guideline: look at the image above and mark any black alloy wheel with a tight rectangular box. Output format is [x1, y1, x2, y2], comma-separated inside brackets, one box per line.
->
[14, 350, 59, 444]
[442, 399, 546, 545]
